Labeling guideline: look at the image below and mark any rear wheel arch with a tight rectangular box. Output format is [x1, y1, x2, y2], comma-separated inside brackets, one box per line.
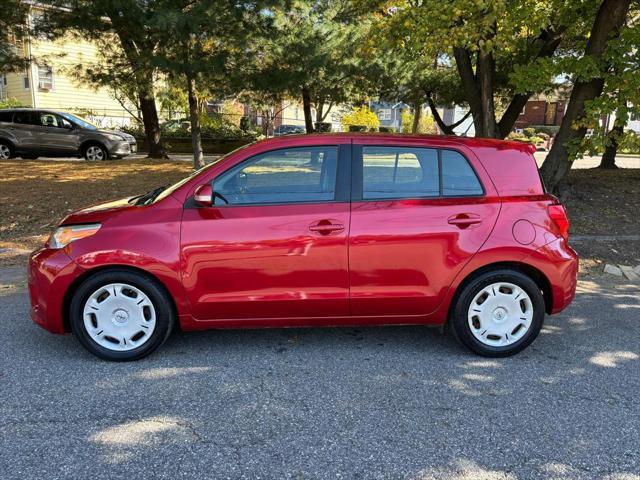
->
[449, 261, 553, 317]
[63, 265, 179, 333]
[0, 137, 16, 158]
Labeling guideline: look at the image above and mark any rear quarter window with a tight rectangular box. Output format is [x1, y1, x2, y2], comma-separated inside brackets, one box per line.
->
[0, 111, 13, 123]
[441, 150, 483, 196]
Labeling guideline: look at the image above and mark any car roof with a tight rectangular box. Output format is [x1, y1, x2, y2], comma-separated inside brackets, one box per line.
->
[253, 132, 537, 153]
[0, 108, 69, 114]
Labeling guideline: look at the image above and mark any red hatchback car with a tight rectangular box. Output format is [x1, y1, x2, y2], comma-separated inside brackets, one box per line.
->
[29, 133, 578, 361]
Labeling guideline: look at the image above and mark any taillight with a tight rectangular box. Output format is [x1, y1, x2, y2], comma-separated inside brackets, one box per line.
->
[548, 204, 570, 241]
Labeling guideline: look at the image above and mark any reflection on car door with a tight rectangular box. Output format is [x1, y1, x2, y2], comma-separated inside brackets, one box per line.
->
[10, 111, 39, 149]
[34, 112, 80, 154]
[180, 144, 352, 322]
[348, 142, 500, 319]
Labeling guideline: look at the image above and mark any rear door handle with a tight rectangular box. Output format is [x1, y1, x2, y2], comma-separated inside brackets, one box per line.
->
[448, 213, 482, 228]
[309, 219, 345, 235]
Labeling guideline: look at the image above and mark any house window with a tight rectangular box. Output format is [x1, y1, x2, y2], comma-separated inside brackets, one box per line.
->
[37, 65, 54, 90]
[378, 109, 391, 121]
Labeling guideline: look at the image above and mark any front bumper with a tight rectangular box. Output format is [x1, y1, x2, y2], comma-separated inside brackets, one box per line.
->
[108, 140, 137, 157]
[28, 247, 85, 334]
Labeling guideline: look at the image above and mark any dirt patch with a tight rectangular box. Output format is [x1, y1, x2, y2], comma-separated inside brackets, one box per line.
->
[565, 168, 640, 275]
[0, 159, 191, 266]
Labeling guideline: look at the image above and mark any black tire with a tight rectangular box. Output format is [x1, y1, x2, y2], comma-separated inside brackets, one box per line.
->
[0, 140, 14, 160]
[83, 143, 108, 161]
[449, 269, 545, 357]
[69, 269, 175, 361]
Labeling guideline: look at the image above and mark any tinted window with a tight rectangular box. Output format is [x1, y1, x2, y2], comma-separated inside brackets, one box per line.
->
[362, 146, 439, 199]
[0, 111, 13, 123]
[214, 146, 338, 205]
[13, 111, 37, 125]
[38, 112, 72, 128]
[441, 150, 483, 196]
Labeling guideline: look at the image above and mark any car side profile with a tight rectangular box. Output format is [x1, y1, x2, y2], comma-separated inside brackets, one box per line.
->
[0, 108, 137, 161]
[28, 133, 578, 361]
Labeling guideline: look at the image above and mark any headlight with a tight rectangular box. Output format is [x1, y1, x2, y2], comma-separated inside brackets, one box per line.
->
[105, 133, 124, 141]
[48, 224, 101, 249]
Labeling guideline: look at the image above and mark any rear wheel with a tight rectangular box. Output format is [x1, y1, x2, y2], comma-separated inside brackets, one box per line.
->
[450, 269, 545, 357]
[84, 143, 108, 161]
[0, 141, 13, 160]
[69, 270, 174, 361]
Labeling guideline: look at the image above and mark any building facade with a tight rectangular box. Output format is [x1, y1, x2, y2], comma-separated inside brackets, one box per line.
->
[0, 5, 136, 128]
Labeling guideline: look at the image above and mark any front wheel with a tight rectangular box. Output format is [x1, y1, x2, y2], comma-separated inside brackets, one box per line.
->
[450, 269, 545, 357]
[84, 144, 108, 161]
[69, 270, 175, 361]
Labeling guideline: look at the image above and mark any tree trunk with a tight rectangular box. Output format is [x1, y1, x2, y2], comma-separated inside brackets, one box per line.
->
[453, 47, 483, 136]
[187, 76, 204, 169]
[477, 50, 497, 138]
[138, 88, 167, 159]
[412, 101, 422, 134]
[315, 100, 324, 124]
[302, 87, 314, 133]
[599, 121, 623, 169]
[540, 0, 632, 195]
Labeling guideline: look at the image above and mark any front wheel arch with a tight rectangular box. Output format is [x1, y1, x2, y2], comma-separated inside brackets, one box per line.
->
[63, 265, 178, 333]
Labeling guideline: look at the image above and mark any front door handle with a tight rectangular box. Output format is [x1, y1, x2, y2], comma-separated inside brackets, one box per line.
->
[448, 213, 482, 228]
[309, 219, 345, 235]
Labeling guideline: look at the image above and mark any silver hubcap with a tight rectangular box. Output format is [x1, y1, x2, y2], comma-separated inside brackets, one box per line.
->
[83, 283, 156, 351]
[0, 144, 10, 159]
[86, 146, 105, 161]
[467, 282, 534, 347]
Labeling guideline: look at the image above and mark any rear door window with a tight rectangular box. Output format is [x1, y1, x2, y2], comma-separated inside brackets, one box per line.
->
[357, 146, 483, 199]
[0, 111, 13, 123]
[361, 146, 439, 199]
[13, 111, 37, 125]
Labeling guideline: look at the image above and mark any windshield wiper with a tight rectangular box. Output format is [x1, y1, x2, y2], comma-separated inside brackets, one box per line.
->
[131, 185, 167, 206]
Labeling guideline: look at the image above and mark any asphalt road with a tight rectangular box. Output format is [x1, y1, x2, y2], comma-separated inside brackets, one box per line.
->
[0, 277, 639, 480]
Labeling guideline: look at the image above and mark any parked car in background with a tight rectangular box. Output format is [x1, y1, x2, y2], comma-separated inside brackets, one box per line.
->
[0, 108, 137, 161]
[274, 124, 306, 136]
[29, 133, 578, 361]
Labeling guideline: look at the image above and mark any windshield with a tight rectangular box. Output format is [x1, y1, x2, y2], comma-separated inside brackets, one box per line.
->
[59, 112, 99, 130]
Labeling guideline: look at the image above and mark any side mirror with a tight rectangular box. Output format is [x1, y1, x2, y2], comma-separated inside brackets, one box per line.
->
[194, 184, 213, 206]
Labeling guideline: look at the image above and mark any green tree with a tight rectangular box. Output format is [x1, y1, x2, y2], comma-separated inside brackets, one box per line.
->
[0, 0, 29, 72]
[151, 0, 277, 168]
[540, 0, 633, 194]
[261, 0, 376, 133]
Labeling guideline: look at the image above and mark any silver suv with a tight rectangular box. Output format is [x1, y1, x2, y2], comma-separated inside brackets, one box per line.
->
[0, 109, 137, 161]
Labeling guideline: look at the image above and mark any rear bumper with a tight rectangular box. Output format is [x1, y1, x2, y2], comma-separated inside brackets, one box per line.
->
[525, 238, 579, 314]
[28, 247, 85, 334]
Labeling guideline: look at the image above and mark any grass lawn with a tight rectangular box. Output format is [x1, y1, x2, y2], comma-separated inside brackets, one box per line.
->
[1, 158, 638, 272]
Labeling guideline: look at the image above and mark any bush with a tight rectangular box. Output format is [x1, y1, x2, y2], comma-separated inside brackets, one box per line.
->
[314, 122, 332, 132]
[530, 125, 560, 136]
[0, 98, 27, 109]
[341, 106, 380, 132]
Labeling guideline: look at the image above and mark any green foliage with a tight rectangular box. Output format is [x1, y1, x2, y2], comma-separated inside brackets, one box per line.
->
[0, 0, 29, 72]
[401, 111, 437, 134]
[341, 106, 380, 131]
[0, 98, 28, 109]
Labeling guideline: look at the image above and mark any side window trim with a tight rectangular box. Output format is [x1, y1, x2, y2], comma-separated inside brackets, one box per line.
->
[352, 144, 485, 201]
[203, 144, 351, 207]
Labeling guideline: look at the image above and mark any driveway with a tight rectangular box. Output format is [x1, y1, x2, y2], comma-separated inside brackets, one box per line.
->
[0, 275, 638, 479]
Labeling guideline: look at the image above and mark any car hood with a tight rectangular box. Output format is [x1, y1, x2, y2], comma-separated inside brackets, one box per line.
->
[96, 130, 136, 142]
[60, 197, 136, 225]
